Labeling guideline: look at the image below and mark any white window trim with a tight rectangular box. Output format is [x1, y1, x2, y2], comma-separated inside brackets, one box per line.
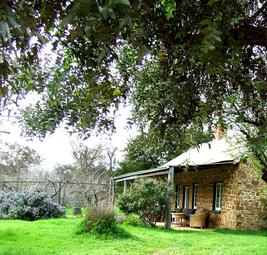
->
[215, 182, 223, 211]
[193, 184, 198, 209]
[184, 186, 189, 209]
[176, 185, 180, 209]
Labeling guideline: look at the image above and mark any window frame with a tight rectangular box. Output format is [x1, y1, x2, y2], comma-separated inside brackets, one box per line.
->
[213, 182, 223, 212]
[183, 185, 190, 209]
[175, 185, 180, 209]
[192, 183, 198, 209]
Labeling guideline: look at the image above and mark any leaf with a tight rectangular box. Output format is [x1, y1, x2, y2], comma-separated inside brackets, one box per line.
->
[0, 22, 7, 42]
[35, 32, 49, 44]
[199, 19, 212, 27]
[61, 14, 74, 26]
[27, 80, 34, 91]
[81, 115, 88, 129]
[0, 87, 8, 96]
[112, 0, 131, 6]
[98, 6, 111, 20]
[207, 0, 215, 6]
[97, 49, 107, 63]
[7, 14, 19, 28]
[113, 88, 121, 96]
[119, 16, 132, 28]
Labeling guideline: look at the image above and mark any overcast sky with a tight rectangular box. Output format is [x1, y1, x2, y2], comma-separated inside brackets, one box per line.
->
[0, 105, 137, 171]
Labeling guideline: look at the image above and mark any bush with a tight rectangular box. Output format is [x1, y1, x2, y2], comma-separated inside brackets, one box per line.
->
[117, 179, 167, 227]
[0, 191, 13, 219]
[0, 189, 65, 220]
[124, 213, 142, 226]
[83, 206, 128, 238]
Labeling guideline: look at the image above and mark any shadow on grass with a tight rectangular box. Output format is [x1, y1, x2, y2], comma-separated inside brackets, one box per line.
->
[214, 228, 267, 237]
[153, 225, 267, 238]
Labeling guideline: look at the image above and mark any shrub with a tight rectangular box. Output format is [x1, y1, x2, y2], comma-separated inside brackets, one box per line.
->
[83, 206, 128, 238]
[0, 189, 65, 220]
[0, 191, 13, 219]
[117, 179, 167, 227]
[124, 213, 142, 226]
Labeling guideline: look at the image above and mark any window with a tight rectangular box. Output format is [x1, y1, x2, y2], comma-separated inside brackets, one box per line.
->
[214, 182, 223, 211]
[175, 185, 180, 209]
[192, 184, 198, 209]
[183, 185, 189, 209]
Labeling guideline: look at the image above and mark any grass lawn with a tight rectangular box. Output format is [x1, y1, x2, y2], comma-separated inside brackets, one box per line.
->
[0, 218, 266, 255]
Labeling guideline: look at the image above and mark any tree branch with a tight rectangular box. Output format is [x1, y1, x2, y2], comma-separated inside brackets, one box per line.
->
[250, 1, 267, 21]
[234, 25, 267, 48]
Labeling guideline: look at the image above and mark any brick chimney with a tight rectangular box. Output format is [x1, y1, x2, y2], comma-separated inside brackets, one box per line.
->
[212, 124, 226, 140]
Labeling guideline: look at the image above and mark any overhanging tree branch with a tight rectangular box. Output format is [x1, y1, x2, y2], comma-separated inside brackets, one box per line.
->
[250, 1, 267, 21]
[234, 25, 267, 48]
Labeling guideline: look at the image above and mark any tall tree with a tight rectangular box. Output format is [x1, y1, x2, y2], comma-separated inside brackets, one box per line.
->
[0, 1, 266, 180]
[71, 143, 110, 206]
[50, 164, 76, 205]
[0, 143, 41, 190]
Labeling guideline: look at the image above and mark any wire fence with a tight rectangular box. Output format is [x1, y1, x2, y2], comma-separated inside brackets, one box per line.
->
[0, 179, 112, 208]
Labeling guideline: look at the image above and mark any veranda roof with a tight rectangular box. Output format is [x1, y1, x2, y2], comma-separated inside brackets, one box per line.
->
[113, 137, 244, 181]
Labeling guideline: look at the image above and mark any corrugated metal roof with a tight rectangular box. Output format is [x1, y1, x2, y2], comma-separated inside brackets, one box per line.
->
[112, 137, 244, 181]
[162, 138, 242, 168]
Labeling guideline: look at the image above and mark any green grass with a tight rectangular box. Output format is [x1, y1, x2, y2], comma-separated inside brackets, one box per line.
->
[0, 218, 266, 255]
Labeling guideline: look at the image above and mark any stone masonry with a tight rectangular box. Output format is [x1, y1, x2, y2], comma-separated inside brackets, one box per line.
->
[173, 163, 267, 230]
[235, 163, 267, 230]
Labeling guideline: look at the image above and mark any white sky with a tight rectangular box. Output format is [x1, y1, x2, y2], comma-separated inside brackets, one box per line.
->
[0, 105, 137, 171]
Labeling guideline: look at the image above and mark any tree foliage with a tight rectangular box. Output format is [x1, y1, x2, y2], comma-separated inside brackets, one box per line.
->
[0, 1, 266, 180]
[40, 143, 112, 207]
[115, 126, 212, 175]
[0, 143, 41, 189]
[70, 143, 111, 207]
[117, 178, 167, 227]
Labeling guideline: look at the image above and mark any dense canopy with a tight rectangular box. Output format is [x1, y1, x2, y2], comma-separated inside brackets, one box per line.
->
[0, 0, 266, 180]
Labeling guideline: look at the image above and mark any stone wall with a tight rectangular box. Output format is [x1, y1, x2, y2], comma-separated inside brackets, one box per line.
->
[235, 164, 267, 230]
[173, 163, 267, 230]
[173, 164, 239, 229]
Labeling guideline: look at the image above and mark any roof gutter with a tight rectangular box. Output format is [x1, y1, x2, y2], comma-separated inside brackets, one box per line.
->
[112, 166, 169, 182]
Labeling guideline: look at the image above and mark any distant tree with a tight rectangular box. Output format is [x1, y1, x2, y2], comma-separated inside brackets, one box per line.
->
[49, 164, 76, 205]
[47, 144, 116, 207]
[106, 146, 117, 172]
[72, 143, 110, 207]
[0, 143, 41, 190]
[54, 164, 75, 182]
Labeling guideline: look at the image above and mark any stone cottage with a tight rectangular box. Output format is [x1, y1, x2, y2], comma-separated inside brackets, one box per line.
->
[112, 135, 267, 230]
